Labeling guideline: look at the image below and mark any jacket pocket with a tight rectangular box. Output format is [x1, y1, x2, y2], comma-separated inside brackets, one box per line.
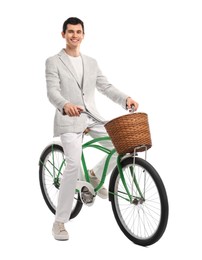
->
[54, 110, 74, 126]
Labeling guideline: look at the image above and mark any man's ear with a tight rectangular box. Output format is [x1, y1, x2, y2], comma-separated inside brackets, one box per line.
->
[61, 32, 65, 38]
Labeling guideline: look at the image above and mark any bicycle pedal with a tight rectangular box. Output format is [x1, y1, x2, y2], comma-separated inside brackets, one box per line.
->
[81, 186, 95, 206]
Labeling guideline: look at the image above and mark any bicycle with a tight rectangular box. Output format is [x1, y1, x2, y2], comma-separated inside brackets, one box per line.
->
[39, 110, 169, 246]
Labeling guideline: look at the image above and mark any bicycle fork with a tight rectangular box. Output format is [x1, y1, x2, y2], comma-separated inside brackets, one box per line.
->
[117, 148, 147, 204]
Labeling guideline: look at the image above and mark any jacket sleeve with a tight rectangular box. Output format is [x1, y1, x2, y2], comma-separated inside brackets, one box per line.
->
[45, 57, 69, 113]
[96, 65, 129, 109]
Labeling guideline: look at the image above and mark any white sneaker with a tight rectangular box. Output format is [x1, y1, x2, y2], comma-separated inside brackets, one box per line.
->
[52, 221, 69, 241]
[89, 171, 108, 199]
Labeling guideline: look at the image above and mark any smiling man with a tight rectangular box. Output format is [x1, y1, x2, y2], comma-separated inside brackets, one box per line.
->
[45, 17, 138, 241]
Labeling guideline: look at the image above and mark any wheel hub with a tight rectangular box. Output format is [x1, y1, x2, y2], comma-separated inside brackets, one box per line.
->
[132, 197, 144, 205]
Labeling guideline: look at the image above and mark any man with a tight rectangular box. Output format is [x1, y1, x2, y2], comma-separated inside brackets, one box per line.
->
[45, 17, 138, 241]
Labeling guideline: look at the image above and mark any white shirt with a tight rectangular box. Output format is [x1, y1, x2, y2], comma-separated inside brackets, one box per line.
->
[67, 55, 83, 86]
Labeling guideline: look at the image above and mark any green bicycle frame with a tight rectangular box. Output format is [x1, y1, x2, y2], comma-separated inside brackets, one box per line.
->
[81, 136, 116, 192]
[40, 137, 144, 202]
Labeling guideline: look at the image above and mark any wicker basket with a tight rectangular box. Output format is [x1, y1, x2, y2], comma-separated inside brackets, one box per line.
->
[104, 113, 152, 154]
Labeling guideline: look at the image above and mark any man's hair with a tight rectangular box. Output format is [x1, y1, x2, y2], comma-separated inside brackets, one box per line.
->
[62, 17, 84, 34]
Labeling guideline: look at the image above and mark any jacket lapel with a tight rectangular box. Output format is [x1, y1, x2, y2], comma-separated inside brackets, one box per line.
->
[58, 49, 81, 88]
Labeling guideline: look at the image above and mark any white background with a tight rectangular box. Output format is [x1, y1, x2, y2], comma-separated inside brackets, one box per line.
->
[0, 0, 201, 259]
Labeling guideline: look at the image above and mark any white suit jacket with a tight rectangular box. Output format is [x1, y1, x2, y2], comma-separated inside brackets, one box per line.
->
[45, 49, 129, 136]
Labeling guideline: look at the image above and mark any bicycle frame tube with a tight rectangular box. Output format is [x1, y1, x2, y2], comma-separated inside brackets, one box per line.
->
[82, 136, 116, 192]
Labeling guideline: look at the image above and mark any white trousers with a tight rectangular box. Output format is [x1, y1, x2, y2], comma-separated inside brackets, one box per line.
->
[55, 118, 117, 223]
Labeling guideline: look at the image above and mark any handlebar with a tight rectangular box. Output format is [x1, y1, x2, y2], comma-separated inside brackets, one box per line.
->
[81, 111, 107, 124]
[81, 105, 136, 124]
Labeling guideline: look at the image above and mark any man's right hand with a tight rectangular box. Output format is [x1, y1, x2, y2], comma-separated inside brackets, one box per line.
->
[63, 103, 83, 117]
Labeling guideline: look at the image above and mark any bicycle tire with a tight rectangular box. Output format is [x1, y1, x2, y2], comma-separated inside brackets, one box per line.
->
[109, 156, 169, 246]
[39, 143, 83, 219]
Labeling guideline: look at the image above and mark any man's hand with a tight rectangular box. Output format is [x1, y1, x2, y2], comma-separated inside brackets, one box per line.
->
[126, 97, 139, 111]
[63, 103, 83, 117]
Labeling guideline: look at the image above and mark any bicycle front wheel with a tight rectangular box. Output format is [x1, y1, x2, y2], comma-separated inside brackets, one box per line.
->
[109, 156, 169, 246]
[39, 143, 83, 219]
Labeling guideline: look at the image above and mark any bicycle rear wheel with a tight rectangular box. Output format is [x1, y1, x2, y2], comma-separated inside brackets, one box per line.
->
[39, 143, 83, 219]
[109, 156, 168, 246]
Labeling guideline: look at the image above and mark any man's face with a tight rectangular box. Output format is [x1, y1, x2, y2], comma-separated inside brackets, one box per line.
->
[62, 24, 84, 48]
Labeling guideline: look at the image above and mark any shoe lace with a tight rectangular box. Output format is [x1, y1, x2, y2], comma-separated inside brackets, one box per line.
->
[58, 223, 66, 232]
